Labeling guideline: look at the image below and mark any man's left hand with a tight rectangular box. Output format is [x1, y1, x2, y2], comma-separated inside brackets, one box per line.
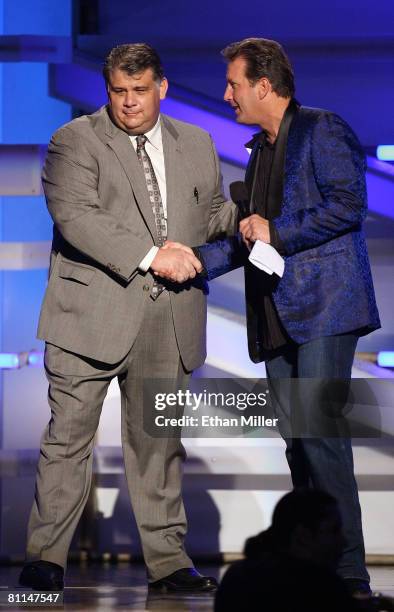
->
[239, 214, 270, 247]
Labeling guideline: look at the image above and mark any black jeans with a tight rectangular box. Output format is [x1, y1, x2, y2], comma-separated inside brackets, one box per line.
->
[265, 333, 369, 582]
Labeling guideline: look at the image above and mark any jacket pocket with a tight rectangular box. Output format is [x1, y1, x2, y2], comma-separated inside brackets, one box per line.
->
[58, 260, 96, 285]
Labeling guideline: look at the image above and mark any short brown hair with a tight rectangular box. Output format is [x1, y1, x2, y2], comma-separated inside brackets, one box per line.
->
[222, 38, 295, 98]
[103, 43, 164, 84]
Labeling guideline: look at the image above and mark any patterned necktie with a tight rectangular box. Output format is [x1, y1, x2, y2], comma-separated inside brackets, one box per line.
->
[136, 134, 167, 299]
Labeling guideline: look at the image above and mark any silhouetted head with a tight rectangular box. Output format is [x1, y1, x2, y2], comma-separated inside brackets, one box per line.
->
[245, 489, 344, 570]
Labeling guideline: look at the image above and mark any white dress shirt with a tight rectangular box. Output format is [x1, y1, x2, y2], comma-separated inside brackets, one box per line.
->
[129, 116, 166, 272]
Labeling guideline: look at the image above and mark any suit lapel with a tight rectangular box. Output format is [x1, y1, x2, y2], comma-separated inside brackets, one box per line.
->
[161, 115, 183, 240]
[267, 99, 299, 217]
[95, 106, 157, 240]
[244, 135, 261, 187]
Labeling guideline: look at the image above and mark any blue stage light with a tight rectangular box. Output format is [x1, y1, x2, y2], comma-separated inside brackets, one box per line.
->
[0, 354, 20, 369]
[0, 351, 45, 368]
[27, 351, 44, 366]
[377, 352, 394, 367]
[376, 146, 394, 161]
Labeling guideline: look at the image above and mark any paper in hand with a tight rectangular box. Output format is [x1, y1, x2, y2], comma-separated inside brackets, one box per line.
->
[248, 240, 285, 278]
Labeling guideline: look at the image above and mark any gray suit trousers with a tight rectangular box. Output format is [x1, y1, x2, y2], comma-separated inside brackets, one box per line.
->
[26, 292, 193, 581]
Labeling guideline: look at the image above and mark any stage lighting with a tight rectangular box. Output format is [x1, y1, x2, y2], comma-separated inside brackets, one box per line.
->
[27, 351, 44, 366]
[0, 350, 44, 369]
[0, 353, 19, 369]
[377, 351, 394, 367]
[376, 145, 394, 161]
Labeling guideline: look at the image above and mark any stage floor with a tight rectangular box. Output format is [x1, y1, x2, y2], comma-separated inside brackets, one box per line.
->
[0, 563, 393, 611]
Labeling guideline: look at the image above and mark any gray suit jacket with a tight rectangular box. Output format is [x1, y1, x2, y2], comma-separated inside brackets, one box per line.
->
[38, 106, 236, 369]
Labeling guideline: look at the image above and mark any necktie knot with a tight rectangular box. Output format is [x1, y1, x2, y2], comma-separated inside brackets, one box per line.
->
[136, 134, 147, 150]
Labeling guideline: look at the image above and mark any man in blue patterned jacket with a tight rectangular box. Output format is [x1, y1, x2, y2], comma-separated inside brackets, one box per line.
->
[169, 38, 380, 596]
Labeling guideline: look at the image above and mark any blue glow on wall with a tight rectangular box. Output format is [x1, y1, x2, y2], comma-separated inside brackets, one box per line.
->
[2, 197, 52, 242]
[2, 63, 71, 144]
[0, 65, 3, 141]
[2, 271, 48, 353]
[3, 0, 71, 36]
[376, 146, 394, 162]
[50, 62, 107, 111]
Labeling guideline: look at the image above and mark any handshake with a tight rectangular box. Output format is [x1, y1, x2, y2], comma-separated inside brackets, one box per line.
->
[150, 241, 202, 284]
[149, 213, 272, 284]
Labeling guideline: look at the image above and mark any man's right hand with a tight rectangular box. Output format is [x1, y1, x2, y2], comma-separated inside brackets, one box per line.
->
[150, 247, 202, 283]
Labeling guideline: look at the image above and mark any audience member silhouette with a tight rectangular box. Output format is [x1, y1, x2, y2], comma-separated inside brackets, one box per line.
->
[215, 489, 366, 612]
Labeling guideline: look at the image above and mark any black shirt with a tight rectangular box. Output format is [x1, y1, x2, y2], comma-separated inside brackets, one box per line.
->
[246, 134, 288, 351]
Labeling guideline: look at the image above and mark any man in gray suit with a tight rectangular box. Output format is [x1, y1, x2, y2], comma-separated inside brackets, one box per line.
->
[19, 43, 235, 592]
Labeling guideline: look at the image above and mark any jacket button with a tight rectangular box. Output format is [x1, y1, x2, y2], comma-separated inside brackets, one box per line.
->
[143, 284, 150, 292]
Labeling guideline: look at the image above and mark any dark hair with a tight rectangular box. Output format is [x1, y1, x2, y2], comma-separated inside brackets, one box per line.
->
[221, 38, 295, 98]
[244, 489, 339, 559]
[103, 43, 164, 84]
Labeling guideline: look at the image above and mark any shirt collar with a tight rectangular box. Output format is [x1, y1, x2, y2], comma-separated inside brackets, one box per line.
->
[244, 130, 268, 151]
[129, 115, 163, 151]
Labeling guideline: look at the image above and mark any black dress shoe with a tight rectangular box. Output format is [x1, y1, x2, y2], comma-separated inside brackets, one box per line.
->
[149, 568, 218, 592]
[19, 561, 64, 591]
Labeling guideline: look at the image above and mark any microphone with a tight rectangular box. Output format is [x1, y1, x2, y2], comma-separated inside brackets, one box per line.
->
[230, 181, 250, 220]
